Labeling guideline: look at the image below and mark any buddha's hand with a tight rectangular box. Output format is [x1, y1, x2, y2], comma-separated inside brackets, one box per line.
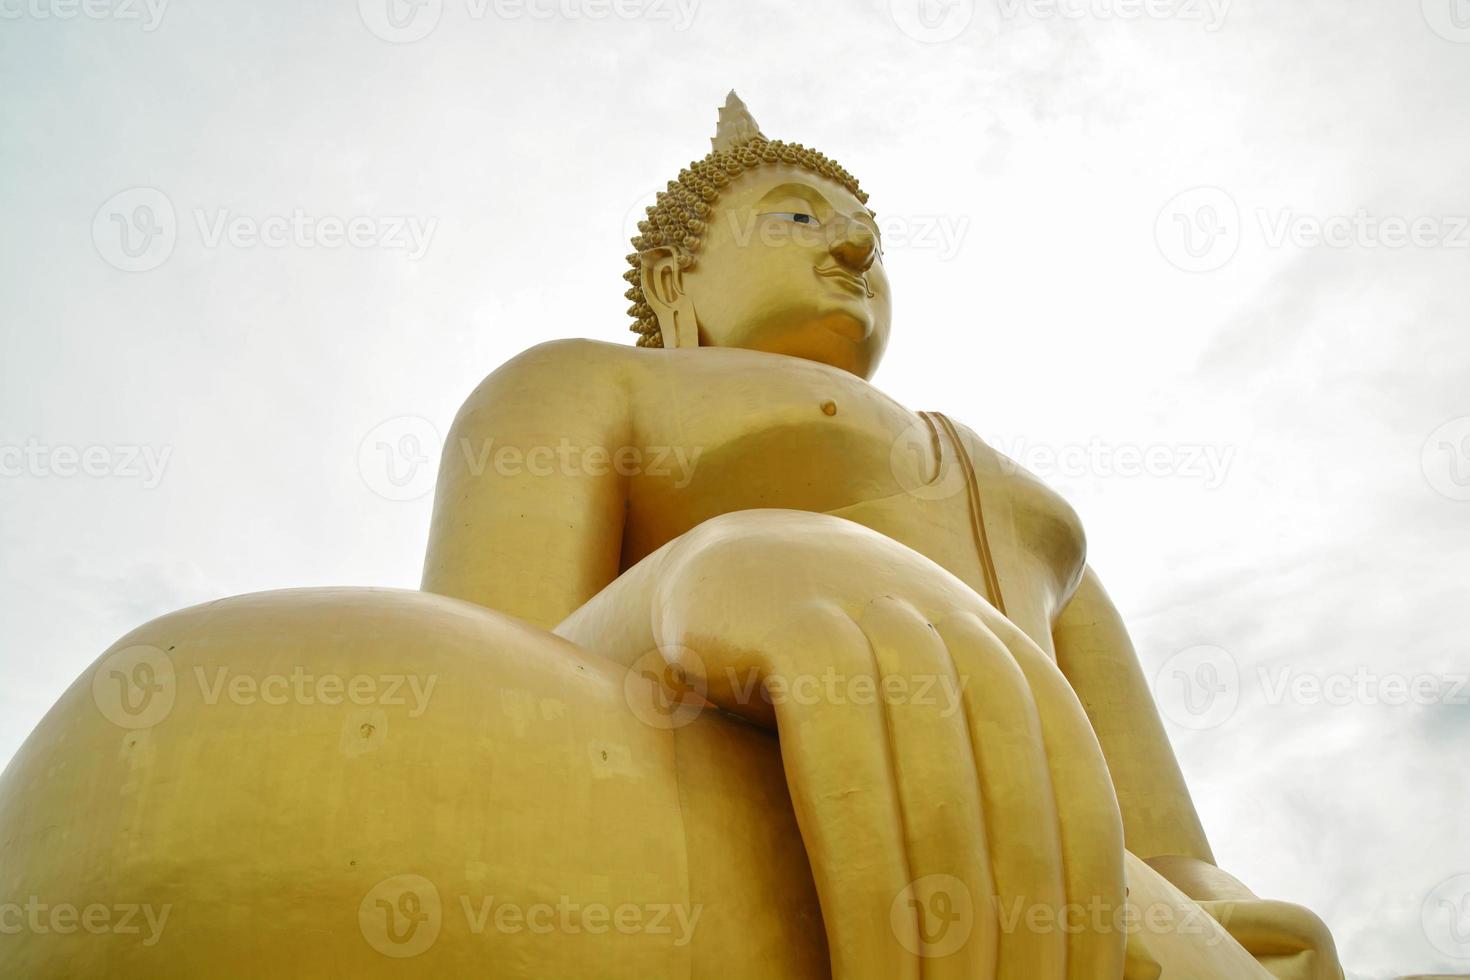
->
[647, 510, 1127, 980]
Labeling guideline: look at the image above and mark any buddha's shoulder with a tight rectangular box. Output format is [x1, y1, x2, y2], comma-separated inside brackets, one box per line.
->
[467, 337, 736, 390]
[483, 341, 875, 401]
[490, 337, 637, 377]
[453, 339, 636, 419]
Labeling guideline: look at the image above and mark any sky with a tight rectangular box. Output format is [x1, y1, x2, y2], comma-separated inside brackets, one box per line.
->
[1, 0, 1468, 975]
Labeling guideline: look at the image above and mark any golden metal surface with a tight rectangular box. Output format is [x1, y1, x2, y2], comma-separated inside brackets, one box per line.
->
[0, 92, 1355, 979]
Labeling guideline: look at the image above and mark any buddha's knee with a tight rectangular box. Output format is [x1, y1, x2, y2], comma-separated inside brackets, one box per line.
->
[0, 586, 619, 823]
[4, 587, 584, 779]
[0, 587, 643, 979]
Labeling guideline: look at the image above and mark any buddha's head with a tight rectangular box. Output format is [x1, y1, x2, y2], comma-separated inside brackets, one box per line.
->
[625, 92, 891, 379]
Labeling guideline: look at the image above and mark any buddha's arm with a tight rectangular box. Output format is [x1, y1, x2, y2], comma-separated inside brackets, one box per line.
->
[1053, 568, 1345, 979]
[1051, 566, 1216, 864]
[421, 340, 633, 628]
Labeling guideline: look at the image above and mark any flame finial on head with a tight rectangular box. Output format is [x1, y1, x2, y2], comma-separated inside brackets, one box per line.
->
[712, 91, 765, 153]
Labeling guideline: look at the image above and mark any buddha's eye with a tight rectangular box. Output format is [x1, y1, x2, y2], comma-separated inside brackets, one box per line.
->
[763, 212, 821, 226]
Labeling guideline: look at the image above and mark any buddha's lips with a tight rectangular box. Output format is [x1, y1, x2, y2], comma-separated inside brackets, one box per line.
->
[815, 266, 871, 297]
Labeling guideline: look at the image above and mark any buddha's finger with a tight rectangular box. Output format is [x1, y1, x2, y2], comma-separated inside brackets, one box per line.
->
[933, 609, 1069, 978]
[984, 612, 1128, 980]
[855, 594, 997, 980]
[761, 601, 925, 980]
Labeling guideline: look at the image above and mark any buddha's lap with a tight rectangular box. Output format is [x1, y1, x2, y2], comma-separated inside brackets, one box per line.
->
[0, 587, 826, 978]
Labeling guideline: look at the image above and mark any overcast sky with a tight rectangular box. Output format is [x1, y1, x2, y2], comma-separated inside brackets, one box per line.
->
[2, 0, 1467, 975]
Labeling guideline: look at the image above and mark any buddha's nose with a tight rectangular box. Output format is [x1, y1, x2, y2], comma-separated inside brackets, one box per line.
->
[829, 218, 877, 273]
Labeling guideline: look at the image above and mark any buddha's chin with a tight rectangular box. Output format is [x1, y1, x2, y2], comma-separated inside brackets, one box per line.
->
[818, 312, 870, 344]
[761, 318, 875, 377]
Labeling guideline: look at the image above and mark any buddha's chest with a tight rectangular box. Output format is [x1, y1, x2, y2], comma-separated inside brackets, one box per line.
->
[623, 356, 922, 545]
[622, 356, 1086, 646]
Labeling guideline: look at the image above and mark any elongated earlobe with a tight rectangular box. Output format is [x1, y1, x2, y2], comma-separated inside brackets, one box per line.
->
[639, 249, 700, 349]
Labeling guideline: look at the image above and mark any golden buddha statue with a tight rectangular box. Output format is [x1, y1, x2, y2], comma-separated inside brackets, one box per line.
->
[0, 93, 1355, 980]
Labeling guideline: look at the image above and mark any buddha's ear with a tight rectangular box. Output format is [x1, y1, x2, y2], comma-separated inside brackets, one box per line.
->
[639, 247, 700, 349]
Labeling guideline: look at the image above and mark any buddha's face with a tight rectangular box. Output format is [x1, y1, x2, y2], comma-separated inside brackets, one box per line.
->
[672, 163, 892, 379]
